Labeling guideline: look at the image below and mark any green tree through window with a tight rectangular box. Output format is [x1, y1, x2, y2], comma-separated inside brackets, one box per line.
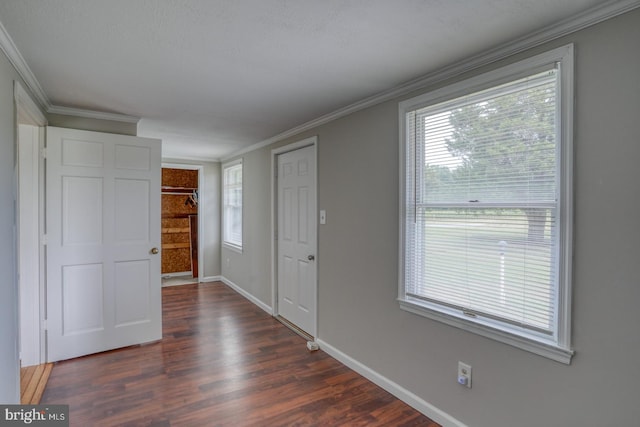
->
[442, 82, 556, 241]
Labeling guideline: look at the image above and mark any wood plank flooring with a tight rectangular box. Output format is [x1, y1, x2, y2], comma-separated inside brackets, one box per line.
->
[41, 282, 439, 426]
[21, 363, 53, 404]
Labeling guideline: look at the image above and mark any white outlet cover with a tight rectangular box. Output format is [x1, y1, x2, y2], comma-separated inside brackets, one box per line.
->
[458, 361, 472, 388]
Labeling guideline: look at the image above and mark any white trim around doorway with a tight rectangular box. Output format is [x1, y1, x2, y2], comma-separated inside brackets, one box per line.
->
[14, 81, 47, 367]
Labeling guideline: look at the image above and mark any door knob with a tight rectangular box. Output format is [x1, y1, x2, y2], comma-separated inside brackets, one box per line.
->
[151, 247, 159, 255]
[307, 255, 315, 261]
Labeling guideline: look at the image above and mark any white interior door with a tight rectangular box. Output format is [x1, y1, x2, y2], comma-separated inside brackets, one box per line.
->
[46, 127, 162, 362]
[277, 145, 317, 336]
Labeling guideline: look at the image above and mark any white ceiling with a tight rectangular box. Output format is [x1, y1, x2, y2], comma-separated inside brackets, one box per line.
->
[0, 0, 630, 160]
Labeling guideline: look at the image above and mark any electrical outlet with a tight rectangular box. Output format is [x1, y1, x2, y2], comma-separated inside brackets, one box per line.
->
[457, 361, 472, 388]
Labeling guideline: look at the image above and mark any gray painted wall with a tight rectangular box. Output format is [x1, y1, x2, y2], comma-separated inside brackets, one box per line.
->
[221, 10, 640, 426]
[163, 158, 221, 278]
[221, 149, 274, 303]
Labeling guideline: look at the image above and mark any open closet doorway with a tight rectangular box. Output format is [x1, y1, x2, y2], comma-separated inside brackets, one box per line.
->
[161, 164, 203, 286]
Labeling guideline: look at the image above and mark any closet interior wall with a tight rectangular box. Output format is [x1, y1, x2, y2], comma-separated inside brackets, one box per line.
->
[161, 168, 199, 278]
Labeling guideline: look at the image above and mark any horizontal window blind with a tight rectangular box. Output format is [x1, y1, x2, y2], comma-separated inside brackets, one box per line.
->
[406, 208, 557, 334]
[404, 68, 560, 336]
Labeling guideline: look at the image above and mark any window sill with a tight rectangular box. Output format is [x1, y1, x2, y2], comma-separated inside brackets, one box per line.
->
[398, 298, 574, 364]
[222, 242, 243, 254]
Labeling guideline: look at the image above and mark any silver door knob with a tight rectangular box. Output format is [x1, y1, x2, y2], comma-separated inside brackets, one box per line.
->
[307, 255, 315, 261]
[151, 247, 159, 255]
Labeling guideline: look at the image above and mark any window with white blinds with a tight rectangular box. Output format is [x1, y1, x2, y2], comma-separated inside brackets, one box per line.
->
[399, 46, 574, 363]
[223, 160, 243, 250]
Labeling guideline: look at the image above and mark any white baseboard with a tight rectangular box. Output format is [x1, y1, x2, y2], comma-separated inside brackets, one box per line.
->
[219, 276, 273, 315]
[315, 339, 467, 427]
[200, 275, 222, 283]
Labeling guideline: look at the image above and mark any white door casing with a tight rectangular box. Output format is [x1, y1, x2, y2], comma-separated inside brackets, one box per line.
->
[17, 124, 41, 367]
[46, 127, 162, 362]
[276, 143, 317, 336]
[15, 81, 48, 368]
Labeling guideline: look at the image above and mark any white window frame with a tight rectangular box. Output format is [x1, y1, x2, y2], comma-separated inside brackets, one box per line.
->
[398, 45, 574, 364]
[222, 158, 243, 252]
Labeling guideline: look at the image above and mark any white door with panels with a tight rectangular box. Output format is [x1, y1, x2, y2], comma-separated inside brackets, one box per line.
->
[277, 145, 317, 336]
[46, 127, 162, 362]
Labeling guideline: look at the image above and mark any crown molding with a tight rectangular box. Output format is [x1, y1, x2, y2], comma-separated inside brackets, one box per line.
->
[47, 105, 140, 123]
[224, 0, 640, 160]
[0, 20, 50, 109]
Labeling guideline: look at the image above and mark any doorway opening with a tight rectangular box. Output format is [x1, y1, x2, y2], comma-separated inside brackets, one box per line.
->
[161, 164, 203, 286]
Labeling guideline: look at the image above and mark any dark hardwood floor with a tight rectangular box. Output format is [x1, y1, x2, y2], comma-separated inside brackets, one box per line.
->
[42, 282, 439, 426]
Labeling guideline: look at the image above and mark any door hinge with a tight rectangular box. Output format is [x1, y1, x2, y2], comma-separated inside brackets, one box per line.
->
[42, 319, 48, 331]
[41, 234, 48, 246]
[40, 148, 47, 159]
